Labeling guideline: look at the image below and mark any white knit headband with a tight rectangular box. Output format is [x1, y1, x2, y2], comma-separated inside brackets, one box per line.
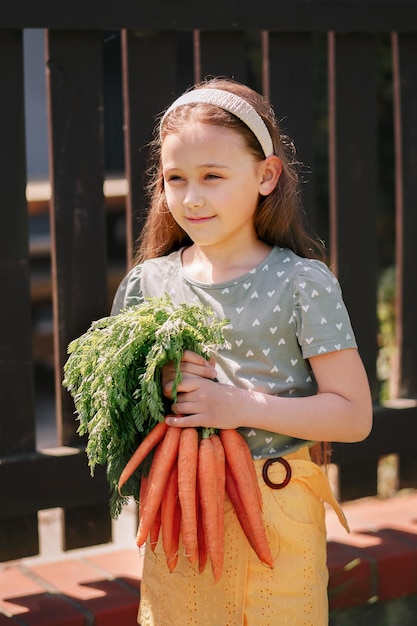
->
[160, 88, 274, 157]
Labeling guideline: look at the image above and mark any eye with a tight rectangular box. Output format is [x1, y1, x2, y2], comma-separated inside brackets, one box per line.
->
[205, 173, 222, 180]
[165, 174, 184, 183]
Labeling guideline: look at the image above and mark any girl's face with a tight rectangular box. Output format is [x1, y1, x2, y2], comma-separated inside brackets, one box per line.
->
[161, 122, 274, 253]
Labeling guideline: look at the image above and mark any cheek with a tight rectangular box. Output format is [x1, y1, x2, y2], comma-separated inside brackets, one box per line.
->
[163, 187, 178, 211]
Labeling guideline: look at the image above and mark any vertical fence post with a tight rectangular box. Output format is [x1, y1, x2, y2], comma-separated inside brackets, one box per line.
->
[199, 31, 248, 85]
[328, 31, 379, 500]
[0, 29, 39, 559]
[268, 32, 317, 230]
[328, 31, 379, 398]
[121, 30, 178, 260]
[391, 31, 417, 489]
[392, 32, 417, 401]
[46, 29, 111, 549]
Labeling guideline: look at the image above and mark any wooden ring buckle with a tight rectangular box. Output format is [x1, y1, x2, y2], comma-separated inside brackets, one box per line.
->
[262, 457, 292, 489]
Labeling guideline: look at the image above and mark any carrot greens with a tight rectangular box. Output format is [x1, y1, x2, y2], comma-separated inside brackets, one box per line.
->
[62, 294, 228, 517]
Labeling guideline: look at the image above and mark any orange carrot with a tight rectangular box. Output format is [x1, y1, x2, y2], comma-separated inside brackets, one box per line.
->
[139, 474, 148, 516]
[225, 461, 273, 567]
[136, 426, 181, 547]
[220, 429, 273, 569]
[118, 421, 169, 492]
[138, 475, 160, 551]
[196, 485, 208, 574]
[137, 475, 150, 548]
[149, 504, 161, 552]
[219, 429, 262, 509]
[198, 436, 223, 582]
[177, 427, 199, 566]
[210, 433, 225, 567]
[161, 462, 181, 572]
[225, 461, 251, 538]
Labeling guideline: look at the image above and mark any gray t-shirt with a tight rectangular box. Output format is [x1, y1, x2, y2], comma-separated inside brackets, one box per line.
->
[111, 247, 357, 459]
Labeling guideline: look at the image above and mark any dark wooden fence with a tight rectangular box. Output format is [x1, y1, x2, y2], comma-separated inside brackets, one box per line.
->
[1, 1, 417, 561]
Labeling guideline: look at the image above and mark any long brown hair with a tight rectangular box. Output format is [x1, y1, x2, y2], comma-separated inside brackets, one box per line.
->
[132, 77, 331, 468]
[132, 77, 326, 266]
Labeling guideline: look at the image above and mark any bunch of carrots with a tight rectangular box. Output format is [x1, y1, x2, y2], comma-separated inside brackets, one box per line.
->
[118, 420, 274, 582]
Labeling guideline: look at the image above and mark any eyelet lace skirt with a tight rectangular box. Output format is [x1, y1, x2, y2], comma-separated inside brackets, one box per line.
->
[138, 446, 349, 626]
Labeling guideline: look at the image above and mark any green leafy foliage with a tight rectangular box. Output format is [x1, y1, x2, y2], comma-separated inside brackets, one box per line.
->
[62, 294, 229, 517]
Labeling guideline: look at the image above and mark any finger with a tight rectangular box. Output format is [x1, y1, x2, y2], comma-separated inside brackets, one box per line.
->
[161, 362, 179, 387]
[182, 351, 217, 378]
[163, 380, 174, 398]
[170, 399, 196, 415]
[163, 375, 196, 398]
[165, 413, 198, 428]
[181, 350, 208, 365]
[184, 362, 217, 380]
[207, 355, 217, 368]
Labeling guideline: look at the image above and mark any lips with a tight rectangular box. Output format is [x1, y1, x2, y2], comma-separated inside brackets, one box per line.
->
[185, 215, 215, 224]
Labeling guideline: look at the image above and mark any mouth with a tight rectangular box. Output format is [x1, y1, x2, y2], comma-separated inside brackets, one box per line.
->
[185, 215, 215, 224]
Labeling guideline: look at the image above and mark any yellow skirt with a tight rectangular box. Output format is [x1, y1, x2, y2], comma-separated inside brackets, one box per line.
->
[138, 447, 349, 626]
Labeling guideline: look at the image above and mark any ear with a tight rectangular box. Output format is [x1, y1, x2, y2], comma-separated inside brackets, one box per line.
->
[259, 155, 282, 196]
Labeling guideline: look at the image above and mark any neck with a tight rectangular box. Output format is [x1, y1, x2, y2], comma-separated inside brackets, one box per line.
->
[182, 240, 272, 283]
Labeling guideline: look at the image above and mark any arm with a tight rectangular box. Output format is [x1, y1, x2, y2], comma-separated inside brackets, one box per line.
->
[164, 348, 373, 443]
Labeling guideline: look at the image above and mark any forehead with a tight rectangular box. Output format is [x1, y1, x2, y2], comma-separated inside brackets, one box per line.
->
[161, 121, 248, 159]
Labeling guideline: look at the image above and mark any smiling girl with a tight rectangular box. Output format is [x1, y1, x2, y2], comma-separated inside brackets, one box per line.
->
[111, 78, 372, 626]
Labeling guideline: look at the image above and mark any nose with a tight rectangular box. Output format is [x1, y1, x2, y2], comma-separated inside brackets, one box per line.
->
[183, 184, 204, 209]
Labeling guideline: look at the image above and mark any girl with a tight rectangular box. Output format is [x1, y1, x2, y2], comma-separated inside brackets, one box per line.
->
[111, 77, 373, 626]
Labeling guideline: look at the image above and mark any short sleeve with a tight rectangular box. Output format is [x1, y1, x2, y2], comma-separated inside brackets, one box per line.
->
[292, 260, 357, 358]
[110, 265, 144, 316]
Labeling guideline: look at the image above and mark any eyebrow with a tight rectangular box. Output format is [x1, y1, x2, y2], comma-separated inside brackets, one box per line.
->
[164, 163, 231, 171]
[199, 163, 231, 168]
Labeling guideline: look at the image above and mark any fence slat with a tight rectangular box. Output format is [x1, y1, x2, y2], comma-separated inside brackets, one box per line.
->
[198, 31, 248, 84]
[63, 503, 112, 551]
[328, 32, 379, 399]
[0, 29, 36, 459]
[0, 515, 39, 561]
[46, 29, 111, 550]
[269, 32, 317, 227]
[1, 449, 109, 517]
[392, 32, 417, 399]
[46, 29, 108, 443]
[121, 30, 179, 259]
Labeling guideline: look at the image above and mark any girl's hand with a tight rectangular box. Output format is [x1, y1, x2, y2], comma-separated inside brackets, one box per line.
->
[162, 349, 246, 429]
[165, 376, 244, 430]
[162, 349, 217, 397]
